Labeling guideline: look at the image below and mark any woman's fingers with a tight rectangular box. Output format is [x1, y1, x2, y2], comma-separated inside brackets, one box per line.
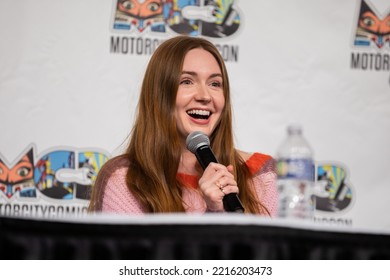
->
[198, 162, 239, 212]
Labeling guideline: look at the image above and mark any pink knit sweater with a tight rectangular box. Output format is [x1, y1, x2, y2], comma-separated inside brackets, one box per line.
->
[96, 153, 278, 216]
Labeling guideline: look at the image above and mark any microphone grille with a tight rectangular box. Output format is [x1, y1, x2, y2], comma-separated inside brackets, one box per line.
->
[186, 131, 210, 153]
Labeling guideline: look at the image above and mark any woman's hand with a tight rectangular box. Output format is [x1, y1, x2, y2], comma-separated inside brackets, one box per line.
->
[198, 162, 239, 212]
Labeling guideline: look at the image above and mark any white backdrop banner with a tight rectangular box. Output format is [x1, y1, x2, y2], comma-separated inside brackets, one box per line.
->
[0, 0, 389, 231]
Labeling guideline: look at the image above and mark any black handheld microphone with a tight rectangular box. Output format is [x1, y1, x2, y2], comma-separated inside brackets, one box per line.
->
[186, 131, 245, 213]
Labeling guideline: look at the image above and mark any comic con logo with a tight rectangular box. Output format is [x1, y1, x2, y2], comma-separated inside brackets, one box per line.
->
[112, 0, 240, 37]
[0, 145, 109, 217]
[350, 0, 390, 79]
[315, 163, 354, 213]
[109, 0, 241, 61]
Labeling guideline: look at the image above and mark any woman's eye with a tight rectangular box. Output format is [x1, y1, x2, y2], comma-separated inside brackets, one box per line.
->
[210, 81, 222, 87]
[180, 79, 192, 85]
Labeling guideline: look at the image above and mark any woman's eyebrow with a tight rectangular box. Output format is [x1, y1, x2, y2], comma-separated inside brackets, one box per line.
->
[181, 71, 197, 76]
[181, 71, 222, 78]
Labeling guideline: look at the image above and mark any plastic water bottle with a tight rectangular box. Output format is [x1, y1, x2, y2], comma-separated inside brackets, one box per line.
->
[276, 124, 315, 220]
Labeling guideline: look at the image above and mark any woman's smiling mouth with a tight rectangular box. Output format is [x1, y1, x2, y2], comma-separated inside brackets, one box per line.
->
[186, 109, 211, 120]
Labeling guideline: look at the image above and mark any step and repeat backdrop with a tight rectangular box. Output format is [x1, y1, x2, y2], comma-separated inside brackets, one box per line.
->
[0, 0, 389, 231]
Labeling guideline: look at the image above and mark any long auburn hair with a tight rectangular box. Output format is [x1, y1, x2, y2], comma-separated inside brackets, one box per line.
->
[89, 36, 268, 215]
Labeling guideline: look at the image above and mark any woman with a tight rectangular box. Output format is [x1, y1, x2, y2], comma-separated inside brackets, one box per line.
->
[88, 35, 278, 215]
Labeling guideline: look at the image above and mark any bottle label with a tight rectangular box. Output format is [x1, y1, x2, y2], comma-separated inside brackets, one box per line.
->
[277, 158, 315, 181]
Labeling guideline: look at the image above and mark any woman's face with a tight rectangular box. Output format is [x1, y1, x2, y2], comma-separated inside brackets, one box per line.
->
[175, 48, 225, 141]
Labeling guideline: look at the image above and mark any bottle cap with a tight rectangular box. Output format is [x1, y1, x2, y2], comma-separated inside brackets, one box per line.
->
[287, 123, 302, 135]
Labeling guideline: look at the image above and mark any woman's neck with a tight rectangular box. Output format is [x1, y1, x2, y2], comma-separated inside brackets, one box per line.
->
[178, 149, 199, 175]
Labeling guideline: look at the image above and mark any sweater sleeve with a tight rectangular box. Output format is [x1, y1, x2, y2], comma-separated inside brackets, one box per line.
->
[101, 167, 145, 214]
[247, 154, 279, 217]
[252, 165, 279, 217]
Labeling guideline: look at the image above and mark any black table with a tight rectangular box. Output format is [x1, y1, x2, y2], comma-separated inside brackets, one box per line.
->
[1, 214, 390, 259]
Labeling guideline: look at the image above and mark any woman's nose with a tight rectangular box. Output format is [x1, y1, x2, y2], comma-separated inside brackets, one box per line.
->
[194, 85, 211, 103]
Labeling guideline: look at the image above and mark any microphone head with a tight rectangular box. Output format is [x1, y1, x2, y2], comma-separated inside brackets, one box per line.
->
[186, 131, 210, 153]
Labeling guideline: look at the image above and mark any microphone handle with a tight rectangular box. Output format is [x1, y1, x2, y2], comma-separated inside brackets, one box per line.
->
[195, 145, 245, 213]
[195, 145, 218, 170]
[223, 193, 244, 213]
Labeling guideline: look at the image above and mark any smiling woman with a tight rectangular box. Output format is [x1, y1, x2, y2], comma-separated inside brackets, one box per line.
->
[88, 35, 278, 216]
[175, 48, 225, 139]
